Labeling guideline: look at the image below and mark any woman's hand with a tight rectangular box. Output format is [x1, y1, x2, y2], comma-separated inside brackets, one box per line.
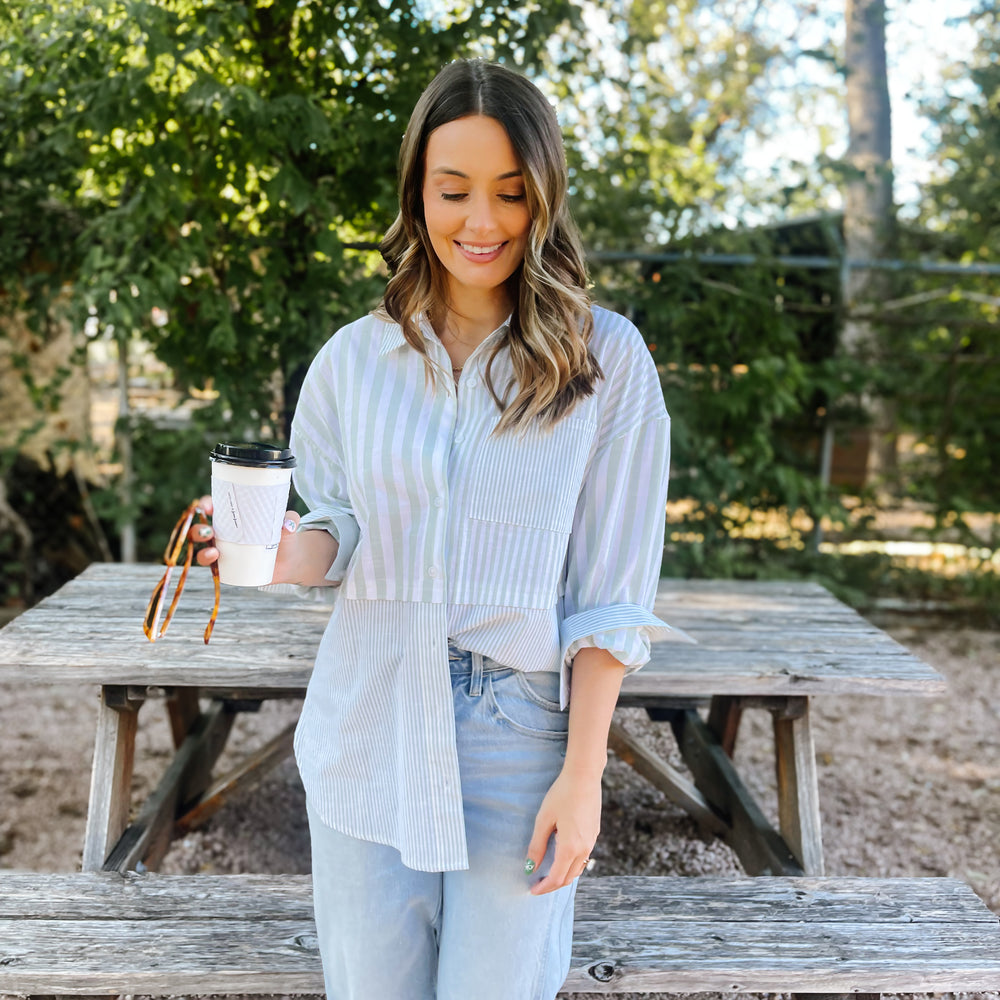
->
[192, 495, 338, 587]
[525, 765, 602, 895]
[524, 645, 627, 895]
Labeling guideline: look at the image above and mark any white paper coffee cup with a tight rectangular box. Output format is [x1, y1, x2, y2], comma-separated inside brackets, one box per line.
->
[209, 441, 296, 587]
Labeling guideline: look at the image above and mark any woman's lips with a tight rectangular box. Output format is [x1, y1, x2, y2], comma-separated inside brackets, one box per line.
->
[455, 241, 507, 263]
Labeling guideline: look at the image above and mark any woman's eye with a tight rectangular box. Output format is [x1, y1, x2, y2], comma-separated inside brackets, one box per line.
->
[500, 193, 526, 204]
[441, 192, 467, 202]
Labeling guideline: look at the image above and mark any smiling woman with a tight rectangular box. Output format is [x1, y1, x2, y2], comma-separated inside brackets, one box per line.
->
[192, 57, 673, 1000]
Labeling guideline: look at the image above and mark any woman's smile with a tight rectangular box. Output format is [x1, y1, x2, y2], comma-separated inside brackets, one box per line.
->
[455, 240, 508, 262]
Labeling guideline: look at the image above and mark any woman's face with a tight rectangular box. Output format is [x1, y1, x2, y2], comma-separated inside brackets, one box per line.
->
[421, 115, 531, 307]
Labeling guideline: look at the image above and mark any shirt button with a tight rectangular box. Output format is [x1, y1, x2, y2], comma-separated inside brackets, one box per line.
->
[466, 375, 480, 388]
[433, 495, 445, 508]
[427, 566, 439, 578]
[454, 433, 465, 445]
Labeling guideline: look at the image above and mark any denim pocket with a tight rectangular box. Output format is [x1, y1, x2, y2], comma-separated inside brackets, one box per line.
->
[486, 669, 568, 741]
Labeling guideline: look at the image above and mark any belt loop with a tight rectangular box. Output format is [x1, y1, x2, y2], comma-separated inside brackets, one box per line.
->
[470, 651, 484, 697]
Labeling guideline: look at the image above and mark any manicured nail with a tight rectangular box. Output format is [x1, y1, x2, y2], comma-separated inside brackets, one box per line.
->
[283, 518, 297, 532]
[196, 525, 213, 539]
[523, 859, 536, 874]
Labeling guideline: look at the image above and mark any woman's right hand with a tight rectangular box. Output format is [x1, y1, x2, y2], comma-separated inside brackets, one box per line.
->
[192, 496, 338, 587]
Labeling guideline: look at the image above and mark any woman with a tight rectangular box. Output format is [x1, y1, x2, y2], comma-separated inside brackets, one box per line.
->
[197, 58, 673, 1000]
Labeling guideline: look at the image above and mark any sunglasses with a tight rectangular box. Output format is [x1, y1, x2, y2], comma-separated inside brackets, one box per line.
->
[143, 500, 221, 643]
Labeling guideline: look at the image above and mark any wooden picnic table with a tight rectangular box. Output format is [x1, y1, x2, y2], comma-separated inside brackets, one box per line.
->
[0, 562, 945, 878]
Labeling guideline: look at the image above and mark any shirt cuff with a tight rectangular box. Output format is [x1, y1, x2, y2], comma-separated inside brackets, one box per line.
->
[299, 506, 359, 585]
[558, 604, 695, 707]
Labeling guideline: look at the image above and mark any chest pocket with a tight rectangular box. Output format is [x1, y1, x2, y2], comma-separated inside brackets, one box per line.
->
[468, 416, 596, 534]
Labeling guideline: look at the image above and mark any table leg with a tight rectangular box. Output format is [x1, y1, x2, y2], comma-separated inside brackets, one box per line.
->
[707, 695, 743, 757]
[166, 688, 201, 750]
[773, 699, 825, 876]
[607, 721, 726, 837]
[671, 707, 803, 876]
[82, 686, 139, 872]
[101, 699, 236, 873]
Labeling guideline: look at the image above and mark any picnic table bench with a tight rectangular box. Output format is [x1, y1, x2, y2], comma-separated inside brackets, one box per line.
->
[1, 871, 998, 997]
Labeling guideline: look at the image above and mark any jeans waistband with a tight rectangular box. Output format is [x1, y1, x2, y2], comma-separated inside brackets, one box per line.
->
[448, 642, 489, 696]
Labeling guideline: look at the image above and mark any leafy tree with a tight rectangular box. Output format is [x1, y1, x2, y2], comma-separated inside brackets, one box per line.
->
[546, 0, 842, 250]
[548, 1, 863, 574]
[1, 0, 580, 437]
[902, 0, 1000, 532]
[0, 0, 581, 567]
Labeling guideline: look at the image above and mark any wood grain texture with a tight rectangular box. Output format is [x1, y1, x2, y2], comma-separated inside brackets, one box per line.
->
[774, 708, 825, 876]
[81, 695, 137, 872]
[0, 564, 946, 696]
[0, 873, 998, 994]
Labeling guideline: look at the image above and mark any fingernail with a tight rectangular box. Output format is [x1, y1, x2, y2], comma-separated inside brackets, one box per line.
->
[523, 859, 536, 875]
[196, 525, 213, 539]
[283, 518, 297, 532]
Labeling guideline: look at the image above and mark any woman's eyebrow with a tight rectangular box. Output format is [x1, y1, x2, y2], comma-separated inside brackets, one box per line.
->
[430, 167, 523, 180]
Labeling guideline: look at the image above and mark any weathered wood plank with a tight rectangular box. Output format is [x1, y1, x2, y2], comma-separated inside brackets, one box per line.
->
[1, 874, 999, 995]
[774, 707, 825, 877]
[166, 687, 201, 751]
[100, 701, 235, 873]
[0, 565, 945, 696]
[0, 872, 317, 920]
[81, 691, 138, 872]
[0, 918, 323, 994]
[3, 916, 1000, 994]
[707, 696, 743, 757]
[2, 873, 995, 925]
[564, 919, 1000, 992]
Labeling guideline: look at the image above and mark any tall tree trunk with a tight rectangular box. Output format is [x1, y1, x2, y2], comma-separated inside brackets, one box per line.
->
[842, 0, 897, 492]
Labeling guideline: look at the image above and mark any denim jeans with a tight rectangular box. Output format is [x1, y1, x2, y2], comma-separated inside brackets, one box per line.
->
[306, 644, 577, 1000]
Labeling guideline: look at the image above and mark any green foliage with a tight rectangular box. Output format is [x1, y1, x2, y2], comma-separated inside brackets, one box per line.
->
[661, 535, 1000, 626]
[894, 0, 1000, 522]
[1, 0, 580, 433]
[1, 0, 996, 607]
[591, 222, 870, 555]
[552, 0, 839, 247]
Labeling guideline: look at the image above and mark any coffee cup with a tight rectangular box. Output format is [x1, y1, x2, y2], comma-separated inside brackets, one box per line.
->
[209, 441, 297, 587]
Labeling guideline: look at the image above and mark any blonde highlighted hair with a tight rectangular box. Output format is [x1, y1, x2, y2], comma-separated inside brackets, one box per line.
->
[378, 59, 601, 430]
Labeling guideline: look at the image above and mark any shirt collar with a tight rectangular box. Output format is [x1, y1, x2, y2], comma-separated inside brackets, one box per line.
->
[378, 318, 409, 356]
[378, 313, 512, 358]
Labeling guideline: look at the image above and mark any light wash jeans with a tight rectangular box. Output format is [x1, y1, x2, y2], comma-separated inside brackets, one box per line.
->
[306, 644, 577, 1000]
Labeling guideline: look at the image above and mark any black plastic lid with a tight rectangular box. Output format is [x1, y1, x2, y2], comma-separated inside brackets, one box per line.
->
[209, 441, 296, 469]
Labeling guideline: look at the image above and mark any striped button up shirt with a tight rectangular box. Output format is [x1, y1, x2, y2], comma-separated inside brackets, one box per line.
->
[289, 304, 675, 871]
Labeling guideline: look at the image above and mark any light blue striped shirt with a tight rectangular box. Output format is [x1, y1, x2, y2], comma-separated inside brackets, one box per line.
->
[290, 304, 675, 871]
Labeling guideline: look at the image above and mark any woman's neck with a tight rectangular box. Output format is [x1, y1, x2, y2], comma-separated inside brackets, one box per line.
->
[432, 289, 512, 367]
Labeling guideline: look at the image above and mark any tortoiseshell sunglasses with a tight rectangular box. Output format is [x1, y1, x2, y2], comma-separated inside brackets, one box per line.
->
[142, 500, 220, 643]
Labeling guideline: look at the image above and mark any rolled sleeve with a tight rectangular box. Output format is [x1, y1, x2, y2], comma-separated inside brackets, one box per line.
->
[559, 326, 688, 707]
[299, 504, 359, 584]
[288, 330, 359, 590]
[561, 605, 675, 671]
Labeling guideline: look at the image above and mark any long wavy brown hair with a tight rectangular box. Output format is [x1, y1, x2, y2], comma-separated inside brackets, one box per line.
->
[378, 59, 601, 430]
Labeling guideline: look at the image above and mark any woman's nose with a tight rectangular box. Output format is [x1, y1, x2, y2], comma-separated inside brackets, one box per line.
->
[465, 193, 497, 234]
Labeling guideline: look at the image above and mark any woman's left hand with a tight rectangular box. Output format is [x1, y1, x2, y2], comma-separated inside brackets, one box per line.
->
[524, 766, 602, 895]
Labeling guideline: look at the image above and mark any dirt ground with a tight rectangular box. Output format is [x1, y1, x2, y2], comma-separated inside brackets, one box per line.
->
[0, 614, 997, 1000]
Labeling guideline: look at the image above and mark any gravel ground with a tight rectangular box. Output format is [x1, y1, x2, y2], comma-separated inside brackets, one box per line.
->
[0, 619, 997, 1000]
